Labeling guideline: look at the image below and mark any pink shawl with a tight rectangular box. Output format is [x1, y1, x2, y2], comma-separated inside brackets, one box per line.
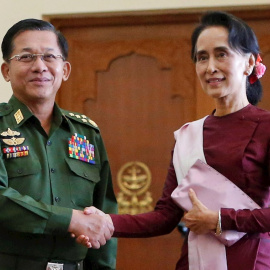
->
[171, 117, 260, 270]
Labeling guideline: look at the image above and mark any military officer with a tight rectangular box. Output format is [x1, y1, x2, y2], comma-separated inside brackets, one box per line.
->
[0, 18, 117, 270]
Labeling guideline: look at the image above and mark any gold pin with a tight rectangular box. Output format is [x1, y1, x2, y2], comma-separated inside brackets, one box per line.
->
[69, 113, 75, 116]
[81, 115, 87, 119]
[75, 115, 81, 118]
[2, 137, 25, 146]
[82, 119, 87, 123]
[1, 128, 25, 146]
[88, 119, 98, 127]
[14, 109, 24, 124]
[1, 128, 20, 137]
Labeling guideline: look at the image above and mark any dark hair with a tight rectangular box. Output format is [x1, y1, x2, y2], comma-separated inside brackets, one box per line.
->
[1, 18, 68, 61]
[191, 11, 262, 105]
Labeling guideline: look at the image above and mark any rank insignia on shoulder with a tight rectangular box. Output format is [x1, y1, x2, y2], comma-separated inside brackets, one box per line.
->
[68, 133, 95, 164]
[67, 112, 98, 128]
[3, 146, 29, 159]
[1, 128, 25, 146]
[88, 119, 98, 127]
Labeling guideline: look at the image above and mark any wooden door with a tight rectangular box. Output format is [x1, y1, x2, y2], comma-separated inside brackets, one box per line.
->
[46, 6, 270, 269]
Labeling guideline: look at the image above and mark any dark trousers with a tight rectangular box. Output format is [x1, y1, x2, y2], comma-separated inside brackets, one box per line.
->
[0, 253, 83, 270]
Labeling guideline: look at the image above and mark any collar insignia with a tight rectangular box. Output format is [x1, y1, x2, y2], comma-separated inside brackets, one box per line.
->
[14, 109, 24, 124]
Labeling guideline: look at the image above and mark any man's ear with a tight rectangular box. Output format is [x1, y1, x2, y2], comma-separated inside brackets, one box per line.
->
[1, 62, 10, 82]
[62, 61, 71, 81]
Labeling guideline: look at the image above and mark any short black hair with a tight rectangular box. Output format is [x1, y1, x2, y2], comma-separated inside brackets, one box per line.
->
[191, 11, 262, 105]
[1, 18, 68, 61]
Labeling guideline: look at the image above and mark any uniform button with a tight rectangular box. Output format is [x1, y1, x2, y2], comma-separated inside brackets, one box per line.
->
[51, 168, 56, 173]
[47, 140, 52, 146]
[17, 168, 23, 174]
[55, 197, 61, 202]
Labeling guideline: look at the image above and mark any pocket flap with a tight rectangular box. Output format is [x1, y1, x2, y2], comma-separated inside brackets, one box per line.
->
[5, 157, 41, 178]
[65, 157, 100, 183]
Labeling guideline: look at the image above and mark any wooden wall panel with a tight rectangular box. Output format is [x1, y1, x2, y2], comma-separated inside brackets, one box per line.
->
[45, 6, 270, 269]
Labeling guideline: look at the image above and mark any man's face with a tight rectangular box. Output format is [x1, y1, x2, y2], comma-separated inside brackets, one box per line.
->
[1, 30, 71, 106]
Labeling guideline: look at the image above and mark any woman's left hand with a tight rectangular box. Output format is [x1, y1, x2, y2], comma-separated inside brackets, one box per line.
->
[182, 188, 218, 235]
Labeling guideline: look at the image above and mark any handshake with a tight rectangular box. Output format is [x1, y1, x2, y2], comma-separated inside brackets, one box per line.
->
[68, 207, 114, 249]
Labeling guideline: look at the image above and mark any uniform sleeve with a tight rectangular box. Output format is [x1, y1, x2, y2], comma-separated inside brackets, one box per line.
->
[110, 153, 184, 238]
[84, 134, 118, 269]
[0, 155, 72, 235]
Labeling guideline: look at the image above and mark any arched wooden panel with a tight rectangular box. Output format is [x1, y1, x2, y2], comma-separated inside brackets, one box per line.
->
[45, 6, 270, 269]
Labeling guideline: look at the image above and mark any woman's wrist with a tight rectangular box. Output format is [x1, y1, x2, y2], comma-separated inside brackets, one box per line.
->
[215, 209, 222, 235]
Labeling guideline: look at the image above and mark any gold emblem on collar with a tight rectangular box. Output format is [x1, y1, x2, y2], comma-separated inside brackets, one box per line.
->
[14, 109, 24, 124]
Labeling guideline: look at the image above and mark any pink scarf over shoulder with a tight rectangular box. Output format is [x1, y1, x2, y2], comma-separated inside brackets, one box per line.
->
[171, 116, 260, 270]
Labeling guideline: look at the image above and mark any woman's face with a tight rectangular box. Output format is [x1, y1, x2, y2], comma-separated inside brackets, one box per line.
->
[195, 26, 253, 103]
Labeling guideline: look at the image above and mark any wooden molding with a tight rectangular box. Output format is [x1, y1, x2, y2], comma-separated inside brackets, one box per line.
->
[44, 5, 270, 28]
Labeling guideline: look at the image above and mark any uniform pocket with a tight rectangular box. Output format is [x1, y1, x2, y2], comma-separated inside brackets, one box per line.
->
[65, 157, 100, 207]
[4, 154, 42, 200]
[5, 156, 41, 178]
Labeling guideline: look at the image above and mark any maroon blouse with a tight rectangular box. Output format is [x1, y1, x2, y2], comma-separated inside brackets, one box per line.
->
[111, 104, 270, 270]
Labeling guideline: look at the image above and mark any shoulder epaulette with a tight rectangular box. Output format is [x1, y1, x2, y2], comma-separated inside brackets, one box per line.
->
[61, 109, 99, 131]
[0, 103, 13, 117]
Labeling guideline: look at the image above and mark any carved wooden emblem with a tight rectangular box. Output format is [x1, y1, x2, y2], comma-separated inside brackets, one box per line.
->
[117, 161, 153, 214]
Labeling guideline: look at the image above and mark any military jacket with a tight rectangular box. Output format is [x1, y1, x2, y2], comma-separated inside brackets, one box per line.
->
[0, 95, 117, 268]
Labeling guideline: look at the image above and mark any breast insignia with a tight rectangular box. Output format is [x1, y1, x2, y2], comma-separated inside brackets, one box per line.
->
[68, 133, 95, 164]
[1, 128, 29, 158]
[1, 128, 20, 137]
[1, 128, 25, 146]
[3, 146, 29, 159]
[2, 137, 25, 146]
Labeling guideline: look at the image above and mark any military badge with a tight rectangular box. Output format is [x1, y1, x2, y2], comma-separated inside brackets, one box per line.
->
[14, 109, 24, 124]
[68, 133, 95, 164]
[88, 119, 98, 127]
[1, 128, 29, 158]
[1, 128, 20, 137]
[67, 112, 98, 128]
[1, 128, 25, 146]
[3, 146, 29, 159]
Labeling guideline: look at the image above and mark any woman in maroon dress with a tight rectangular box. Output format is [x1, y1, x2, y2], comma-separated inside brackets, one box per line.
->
[79, 11, 270, 270]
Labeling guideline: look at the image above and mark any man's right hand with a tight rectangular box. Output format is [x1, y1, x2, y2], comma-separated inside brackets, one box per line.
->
[68, 209, 114, 249]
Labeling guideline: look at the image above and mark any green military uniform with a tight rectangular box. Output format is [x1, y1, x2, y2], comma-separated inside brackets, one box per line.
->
[0, 95, 117, 270]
